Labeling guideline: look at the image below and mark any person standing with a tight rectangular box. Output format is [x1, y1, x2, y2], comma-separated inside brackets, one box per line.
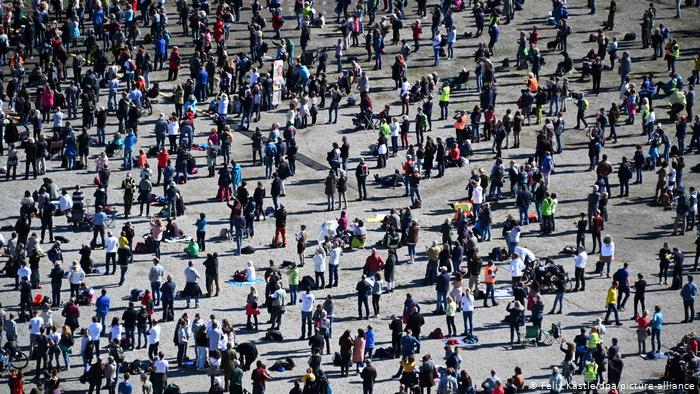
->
[251, 360, 271, 394]
[149, 259, 164, 306]
[183, 261, 202, 308]
[203, 253, 220, 298]
[195, 213, 208, 252]
[95, 289, 111, 336]
[603, 281, 622, 325]
[360, 359, 377, 394]
[104, 232, 118, 276]
[633, 273, 647, 319]
[160, 275, 176, 322]
[299, 287, 315, 339]
[356, 159, 369, 201]
[681, 275, 697, 323]
[650, 305, 663, 354]
[483, 261, 498, 307]
[49, 262, 64, 307]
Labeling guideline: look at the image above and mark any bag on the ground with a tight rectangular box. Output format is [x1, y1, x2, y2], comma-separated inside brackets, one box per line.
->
[263, 329, 284, 341]
[429, 327, 445, 339]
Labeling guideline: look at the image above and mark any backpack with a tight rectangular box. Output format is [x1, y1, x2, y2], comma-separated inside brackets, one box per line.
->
[134, 241, 149, 254]
[263, 329, 284, 341]
[129, 288, 144, 302]
[429, 327, 445, 339]
[300, 275, 315, 290]
[582, 99, 589, 110]
[110, 346, 125, 363]
[332, 352, 342, 366]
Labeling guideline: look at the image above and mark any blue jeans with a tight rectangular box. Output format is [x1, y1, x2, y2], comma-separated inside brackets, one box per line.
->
[240, 111, 251, 130]
[651, 328, 661, 353]
[265, 161, 273, 178]
[300, 311, 313, 338]
[435, 291, 447, 311]
[289, 284, 298, 304]
[410, 187, 422, 206]
[97, 313, 107, 334]
[151, 281, 161, 305]
[551, 292, 564, 313]
[119, 265, 128, 286]
[518, 207, 529, 225]
[433, 47, 440, 65]
[97, 127, 106, 144]
[462, 311, 473, 334]
[235, 231, 243, 255]
[123, 149, 133, 169]
[604, 303, 619, 324]
[549, 96, 560, 115]
[328, 264, 339, 286]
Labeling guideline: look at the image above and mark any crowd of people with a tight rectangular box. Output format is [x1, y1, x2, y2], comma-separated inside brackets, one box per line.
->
[1, 0, 700, 392]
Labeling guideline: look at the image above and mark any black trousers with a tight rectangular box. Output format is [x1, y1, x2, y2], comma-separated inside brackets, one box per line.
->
[358, 297, 369, 318]
[105, 252, 116, 274]
[575, 267, 586, 290]
[684, 300, 696, 322]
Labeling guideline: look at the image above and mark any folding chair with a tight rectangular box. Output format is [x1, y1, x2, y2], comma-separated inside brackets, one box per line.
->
[524, 325, 540, 347]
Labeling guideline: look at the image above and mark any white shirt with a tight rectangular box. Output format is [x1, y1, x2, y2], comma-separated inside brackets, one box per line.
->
[313, 252, 326, 273]
[460, 294, 474, 312]
[105, 236, 118, 253]
[472, 186, 483, 204]
[328, 247, 342, 266]
[300, 293, 315, 312]
[575, 252, 587, 269]
[245, 266, 256, 282]
[509, 258, 525, 277]
[68, 267, 86, 284]
[110, 325, 123, 341]
[17, 266, 32, 280]
[167, 121, 179, 136]
[153, 358, 169, 374]
[148, 325, 161, 344]
[390, 122, 400, 137]
[58, 194, 73, 212]
[600, 242, 615, 258]
[88, 322, 102, 341]
[513, 246, 535, 262]
[29, 317, 44, 335]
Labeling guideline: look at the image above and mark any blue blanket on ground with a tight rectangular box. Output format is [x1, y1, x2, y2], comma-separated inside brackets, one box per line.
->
[225, 278, 264, 286]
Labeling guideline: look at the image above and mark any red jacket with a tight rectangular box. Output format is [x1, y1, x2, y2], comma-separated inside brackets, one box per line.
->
[213, 20, 224, 41]
[411, 24, 422, 39]
[168, 50, 181, 70]
[364, 252, 385, 274]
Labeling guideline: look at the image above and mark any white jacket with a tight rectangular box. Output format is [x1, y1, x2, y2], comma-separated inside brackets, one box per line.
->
[67, 267, 86, 285]
[314, 251, 327, 273]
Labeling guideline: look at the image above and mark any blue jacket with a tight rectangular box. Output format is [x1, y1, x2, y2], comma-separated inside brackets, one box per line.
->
[155, 38, 167, 56]
[681, 282, 698, 301]
[400, 335, 420, 356]
[366, 329, 376, 349]
[196, 70, 209, 85]
[95, 294, 110, 315]
[124, 132, 137, 151]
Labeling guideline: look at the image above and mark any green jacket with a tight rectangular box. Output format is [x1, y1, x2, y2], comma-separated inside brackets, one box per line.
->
[541, 197, 554, 216]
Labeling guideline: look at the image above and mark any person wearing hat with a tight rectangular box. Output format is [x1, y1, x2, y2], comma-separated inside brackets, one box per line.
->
[506, 300, 525, 345]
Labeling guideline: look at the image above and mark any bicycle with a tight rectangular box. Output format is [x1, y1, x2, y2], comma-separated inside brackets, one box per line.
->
[143, 97, 153, 116]
[0, 344, 30, 371]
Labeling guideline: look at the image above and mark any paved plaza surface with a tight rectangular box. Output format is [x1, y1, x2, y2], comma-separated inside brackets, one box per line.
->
[2, 0, 700, 393]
